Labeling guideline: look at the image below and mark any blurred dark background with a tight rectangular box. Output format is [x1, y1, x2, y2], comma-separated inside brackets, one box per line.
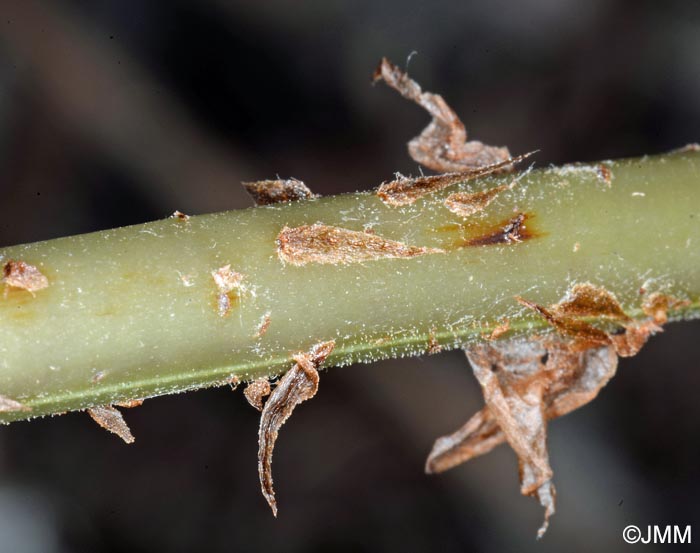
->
[0, 0, 699, 551]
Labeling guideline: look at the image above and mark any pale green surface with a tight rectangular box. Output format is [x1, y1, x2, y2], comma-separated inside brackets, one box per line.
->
[1, 151, 699, 422]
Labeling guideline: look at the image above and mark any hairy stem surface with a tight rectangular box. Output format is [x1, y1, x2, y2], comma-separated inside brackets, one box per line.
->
[1, 150, 699, 423]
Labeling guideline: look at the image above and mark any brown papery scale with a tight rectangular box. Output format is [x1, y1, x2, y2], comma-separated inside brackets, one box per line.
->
[242, 178, 317, 206]
[2, 260, 49, 296]
[257, 341, 335, 516]
[373, 57, 512, 172]
[276, 224, 444, 265]
[87, 405, 135, 444]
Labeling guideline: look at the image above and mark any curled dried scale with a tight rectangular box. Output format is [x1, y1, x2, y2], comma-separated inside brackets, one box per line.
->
[244, 378, 271, 411]
[426, 338, 619, 538]
[242, 178, 317, 206]
[2, 260, 49, 297]
[170, 210, 190, 221]
[276, 223, 444, 266]
[87, 405, 135, 444]
[373, 57, 511, 172]
[258, 341, 335, 516]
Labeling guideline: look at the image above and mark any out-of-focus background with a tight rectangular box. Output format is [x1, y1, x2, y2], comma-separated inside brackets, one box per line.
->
[0, 1, 698, 551]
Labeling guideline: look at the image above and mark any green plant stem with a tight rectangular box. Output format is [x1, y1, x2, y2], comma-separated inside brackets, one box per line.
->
[1, 150, 699, 423]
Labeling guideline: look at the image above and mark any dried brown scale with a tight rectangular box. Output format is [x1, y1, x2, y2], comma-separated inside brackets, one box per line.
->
[426, 339, 620, 538]
[373, 57, 511, 172]
[170, 210, 190, 221]
[516, 283, 662, 356]
[642, 292, 690, 325]
[2, 260, 49, 297]
[114, 399, 144, 408]
[444, 184, 510, 217]
[427, 329, 442, 354]
[377, 153, 532, 207]
[242, 178, 317, 206]
[244, 379, 271, 411]
[87, 405, 135, 444]
[258, 341, 335, 516]
[276, 224, 444, 266]
[0, 395, 31, 413]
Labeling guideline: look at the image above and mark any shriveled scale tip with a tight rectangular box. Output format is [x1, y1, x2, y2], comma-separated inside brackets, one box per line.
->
[244, 378, 271, 411]
[87, 405, 135, 444]
[257, 341, 335, 516]
[242, 178, 317, 206]
[377, 152, 535, 207]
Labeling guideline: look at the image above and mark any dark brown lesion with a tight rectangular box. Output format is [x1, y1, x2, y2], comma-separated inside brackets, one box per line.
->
[436, 212, 540, 249]
[242, 178, 317, 206]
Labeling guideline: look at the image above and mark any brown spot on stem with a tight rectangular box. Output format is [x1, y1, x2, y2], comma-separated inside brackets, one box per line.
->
[243, 178, 317, 206]
[2, 260, 49, 297]
[596, 164, 612, 186]
[444, 184, 510, 217]
[377, 153, 532, 207]
[373, 57, 512, 172]
[244, 379, 271, 411]
[0, 395, 31, 412]
[212, 265, 245, 317]
[228, 375, 240, 391]
[276, 224, 444, 266]
[258, 340, 335, 516]
[87, 405, 135, 444]
[465, 213, 532, 247]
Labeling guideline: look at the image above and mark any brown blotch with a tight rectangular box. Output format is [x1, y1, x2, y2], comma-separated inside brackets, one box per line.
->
[258, 340, 335, 516]
[87, 405, 135, 444]
[276, 224, 444, 266]
[377, 153, 532, 207]
[212, 265, 244, 317]
[465, 213, 533, 247]
[171, 210, 190, 221]
[243, 178, 317, 206]
[0, 395, 31, 413]
[2, 260, 49, 297]
[426, 338, 619, 538]
[254, 312, 272, 338]
[244, 378, 271, 411]
[373, 57, 512, 172]
[444, 184, 510, 217]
